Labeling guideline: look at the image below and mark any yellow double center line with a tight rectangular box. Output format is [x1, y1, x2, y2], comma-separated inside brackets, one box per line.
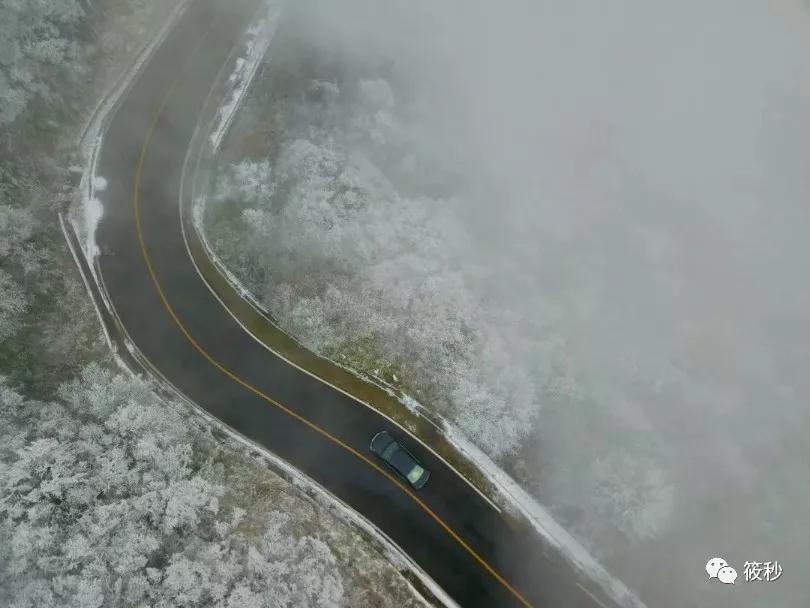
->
[132, 58, 533, 608]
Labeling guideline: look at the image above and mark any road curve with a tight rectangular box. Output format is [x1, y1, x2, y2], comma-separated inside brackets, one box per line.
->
[95, 1, 619, 606]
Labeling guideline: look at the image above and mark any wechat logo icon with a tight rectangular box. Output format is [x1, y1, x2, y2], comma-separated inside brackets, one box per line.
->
[706, 557, 737, 585]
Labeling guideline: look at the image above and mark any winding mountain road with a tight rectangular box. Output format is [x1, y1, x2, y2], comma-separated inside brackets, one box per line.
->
[93, 1, 623, 606]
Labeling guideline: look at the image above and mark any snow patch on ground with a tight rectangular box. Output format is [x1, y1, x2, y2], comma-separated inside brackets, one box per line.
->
[399, 394, 422, 415]
[82, 175, 108, 258]
[83, 194, 104, 259]
[74, 0, 192, 265]
[208, 1, 284, 152]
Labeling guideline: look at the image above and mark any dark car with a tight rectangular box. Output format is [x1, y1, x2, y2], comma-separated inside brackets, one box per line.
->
[370, 430, 431, 489]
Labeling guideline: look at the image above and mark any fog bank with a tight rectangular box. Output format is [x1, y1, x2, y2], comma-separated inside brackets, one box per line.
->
[210, 0, 810, 604]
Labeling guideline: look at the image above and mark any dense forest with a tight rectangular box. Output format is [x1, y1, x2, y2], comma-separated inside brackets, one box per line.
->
[0, 2, 427, 606]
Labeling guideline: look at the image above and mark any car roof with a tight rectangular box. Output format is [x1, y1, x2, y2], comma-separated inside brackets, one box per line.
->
[390, 448, 418, 474]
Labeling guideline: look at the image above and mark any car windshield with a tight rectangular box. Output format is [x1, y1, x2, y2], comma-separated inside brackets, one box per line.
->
[406, 464, 425, 484]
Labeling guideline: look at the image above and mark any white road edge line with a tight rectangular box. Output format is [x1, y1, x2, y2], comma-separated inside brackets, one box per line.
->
[59, 212, 115, 354]
[577, 582, 611, 608]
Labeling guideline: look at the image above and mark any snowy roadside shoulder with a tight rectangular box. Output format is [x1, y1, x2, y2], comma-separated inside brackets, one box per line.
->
[401, 390, 646, 608]
[440, 424, 646, 608]
[187, 0, 291, 316]
[208, 1, 285, 152]
[71, 0, 193, 272]
[59, 0, 194, 381]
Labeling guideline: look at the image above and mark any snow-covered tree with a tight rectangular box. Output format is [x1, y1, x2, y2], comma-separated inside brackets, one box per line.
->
[0, 270, 26, 342]
[208, 73, 546, 459]
[0, 0, 86, 127]
[0, 3, 426, 606]
[0, 366, 352, 607]
[581, 451, 675, 545]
